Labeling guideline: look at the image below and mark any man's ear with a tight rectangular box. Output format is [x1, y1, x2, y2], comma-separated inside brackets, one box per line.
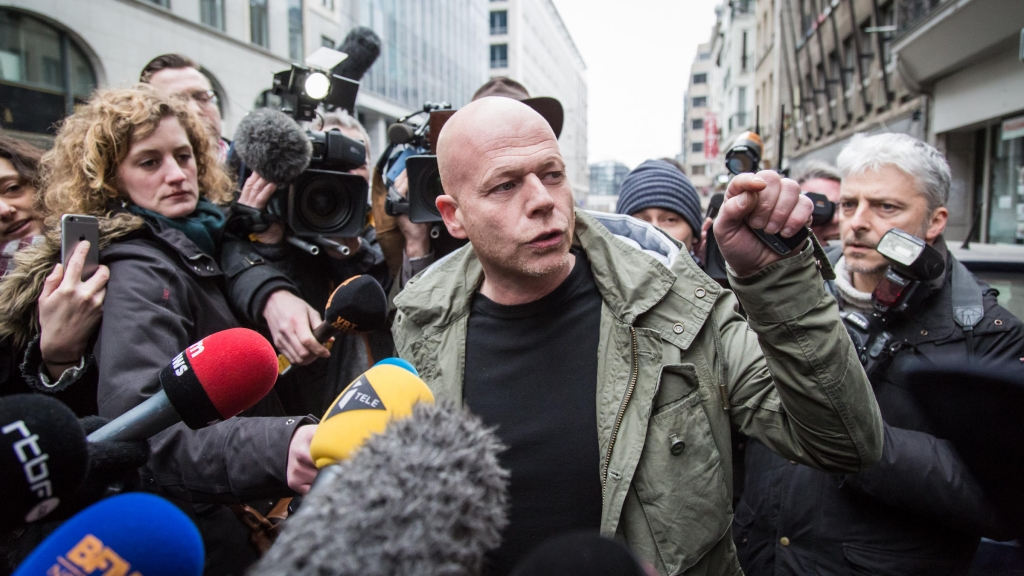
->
[926, 206, 948, 243]
[436, 195, 467, 239]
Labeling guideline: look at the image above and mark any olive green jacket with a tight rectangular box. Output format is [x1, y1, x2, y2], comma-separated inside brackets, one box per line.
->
[392, 211, 884, 575]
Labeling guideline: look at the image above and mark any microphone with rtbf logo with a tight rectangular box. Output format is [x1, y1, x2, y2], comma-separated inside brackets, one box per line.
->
[0, 394, 89, 531]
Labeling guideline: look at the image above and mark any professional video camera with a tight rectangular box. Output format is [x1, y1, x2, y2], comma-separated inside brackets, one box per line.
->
[840, 228, 945, 377]
[379, 103, 466, 257]
[382, 103, 455, 223]
[232, 48, 370, 253]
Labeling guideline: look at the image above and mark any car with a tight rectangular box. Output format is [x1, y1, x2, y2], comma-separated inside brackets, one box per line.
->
[949, 242, 1024, 322]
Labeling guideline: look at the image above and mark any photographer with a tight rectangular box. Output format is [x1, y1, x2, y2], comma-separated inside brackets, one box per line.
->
[234, 108, 390, 412]
[734, 133, 1024, 575]
[793, 160, 842, 243]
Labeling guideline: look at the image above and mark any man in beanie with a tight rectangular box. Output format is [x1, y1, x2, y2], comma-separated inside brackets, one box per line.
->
[616, 160, 704, 253]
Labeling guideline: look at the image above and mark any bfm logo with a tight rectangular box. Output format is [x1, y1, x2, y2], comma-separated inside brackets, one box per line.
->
[50, 534, 141, 576]
[2, 419, 58, 522]
[172, 339, 206, 377]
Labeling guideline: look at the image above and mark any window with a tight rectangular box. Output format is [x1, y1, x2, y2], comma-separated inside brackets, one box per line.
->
[200, 0, 224, 30]
[490, 44, 508, 68]
[693, 73, 707, 85]
[692, 118, 704, 130]
[737, 86, 747, 114]
[321, 36, 335, 49]
[741, 31, 748, 72]
[490, 11, 507, 35]
[0, 9, 97, 133]
[147, 0, 170, 7]
[698, 51, 711, 61]
[250, 0, 268, 48]
[320, 0, 335, 9]
[692, 142, 704, 153]
[692, 96, 707, 108]
[288, 0, 303, 61]
[691, 165, 706, 176]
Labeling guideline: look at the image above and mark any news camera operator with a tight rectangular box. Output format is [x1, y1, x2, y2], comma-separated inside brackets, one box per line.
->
[734, 133, 1024, 575]
[232, 107, 391, 412]
[0, 86, 318, 574]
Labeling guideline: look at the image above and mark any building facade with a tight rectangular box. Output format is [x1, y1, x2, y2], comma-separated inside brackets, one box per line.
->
[706, 0, 758, 185]
[487, 0, 589, 204]
[891, 0, 1024, 244]
[0, 0, 488, 159]
[682, 42, 715, 194]
[586, 160, 629, 212]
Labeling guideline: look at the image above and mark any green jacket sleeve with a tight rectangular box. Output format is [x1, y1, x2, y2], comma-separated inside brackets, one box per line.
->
[720, 243, 884, 473]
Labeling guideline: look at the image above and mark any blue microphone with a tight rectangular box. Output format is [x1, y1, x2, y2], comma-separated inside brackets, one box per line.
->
[14, 493, 204, 576]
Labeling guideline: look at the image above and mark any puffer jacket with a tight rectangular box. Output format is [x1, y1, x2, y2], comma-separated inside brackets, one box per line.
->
[392, 210, 885, 576]
[733, 238, 1024, 576]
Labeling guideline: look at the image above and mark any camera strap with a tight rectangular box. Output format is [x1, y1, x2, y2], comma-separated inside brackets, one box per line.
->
[950, 259, 984, 354]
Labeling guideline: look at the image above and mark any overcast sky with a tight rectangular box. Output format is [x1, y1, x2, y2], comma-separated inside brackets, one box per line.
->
[550, 0, 720, 170]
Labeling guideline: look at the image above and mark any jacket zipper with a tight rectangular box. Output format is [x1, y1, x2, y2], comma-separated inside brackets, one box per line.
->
[603, 325, 638, 496]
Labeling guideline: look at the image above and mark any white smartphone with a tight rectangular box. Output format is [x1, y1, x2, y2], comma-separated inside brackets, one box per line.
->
[60, 214, 99, 281]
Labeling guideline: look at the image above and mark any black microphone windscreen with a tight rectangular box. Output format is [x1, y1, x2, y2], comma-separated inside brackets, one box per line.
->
[510, 532, 648, 576]
[322, 275, 389, 335]
[250, 400, 509, 576]
[387, 123, 415, 145]
[234, 108, 312, 185]
[332, 27, 382, 81]
[0, 395, 88, 530]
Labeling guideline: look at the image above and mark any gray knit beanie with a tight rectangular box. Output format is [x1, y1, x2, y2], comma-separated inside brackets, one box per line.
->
[616, 160, 703, 236]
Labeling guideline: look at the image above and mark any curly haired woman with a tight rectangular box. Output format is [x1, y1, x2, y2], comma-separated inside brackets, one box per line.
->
[0, 86, 317, 574]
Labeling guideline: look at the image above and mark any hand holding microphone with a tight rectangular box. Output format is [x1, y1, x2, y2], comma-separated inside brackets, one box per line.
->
[276, 275, 388, 374]
[250, 360, 509, 576]
[87, 328, 279, 443]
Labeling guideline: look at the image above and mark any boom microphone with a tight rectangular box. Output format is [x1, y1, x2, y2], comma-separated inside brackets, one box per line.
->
[249, 400, 508, 576]
[332, 27, 382, 82]
[233, 107, 312, 185]
[13, 493, 204, 576]
[87, 328, 279, 443]
[308, 360, 434, 468]
[278, 275, 389, 375]
[1, 395, 88, 530]
[387, 122, 416, 145]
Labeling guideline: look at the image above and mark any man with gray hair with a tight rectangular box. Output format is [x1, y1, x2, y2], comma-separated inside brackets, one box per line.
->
[734, 132, 1024, 575]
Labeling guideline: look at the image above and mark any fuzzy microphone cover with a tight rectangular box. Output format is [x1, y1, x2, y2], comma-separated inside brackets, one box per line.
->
[250, 399, 509, 576]
[233, 108, 312, 185]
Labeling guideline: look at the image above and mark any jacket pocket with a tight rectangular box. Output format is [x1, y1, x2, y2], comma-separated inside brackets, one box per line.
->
[632, 363, 732, 575]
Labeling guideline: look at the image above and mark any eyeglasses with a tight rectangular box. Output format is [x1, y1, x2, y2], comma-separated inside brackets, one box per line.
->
[187, 90, 218, 106]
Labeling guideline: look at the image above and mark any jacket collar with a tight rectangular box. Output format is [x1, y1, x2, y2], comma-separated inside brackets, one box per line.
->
[394, 210, 681, 327]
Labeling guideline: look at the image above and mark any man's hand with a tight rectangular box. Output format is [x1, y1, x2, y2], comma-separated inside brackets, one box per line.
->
[38, 241, 109, 373]
[286, 424, 317, 495]
[392, 170, 431, 258]
[714, 171, 813, 277]
[262, 290, 330, 366]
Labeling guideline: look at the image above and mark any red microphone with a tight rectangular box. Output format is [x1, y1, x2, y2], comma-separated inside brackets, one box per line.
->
[87, 328, 278, 443]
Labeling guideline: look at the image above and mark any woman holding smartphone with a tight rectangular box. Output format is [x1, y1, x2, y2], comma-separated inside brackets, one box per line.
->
[0, 136, 108, 413]
[0, 87, 317, 574]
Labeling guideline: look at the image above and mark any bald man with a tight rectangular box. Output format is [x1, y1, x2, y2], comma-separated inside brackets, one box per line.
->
[392, 98, 883, 576]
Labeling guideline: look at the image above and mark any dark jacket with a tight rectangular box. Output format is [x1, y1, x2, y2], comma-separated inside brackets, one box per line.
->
[232, 226, 394, 416]
[95, 217, 311, 575]
[734, 239, 1024, 576]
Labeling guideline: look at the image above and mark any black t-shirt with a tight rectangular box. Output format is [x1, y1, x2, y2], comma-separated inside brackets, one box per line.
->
[465, 249, 604, 575]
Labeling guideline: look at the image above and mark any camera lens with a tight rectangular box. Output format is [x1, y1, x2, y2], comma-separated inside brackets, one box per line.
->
[726, 153, 755, 175]
[296, 174, 354, 233]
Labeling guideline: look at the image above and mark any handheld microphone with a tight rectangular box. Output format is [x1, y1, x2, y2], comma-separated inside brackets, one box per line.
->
[277, 275, 389, 375]
[332, 27, 382, 82]
[249, 400, 508, 576]
[87, 328, 279, 443]
[1, 395, 88, 531]
[13, 493, 204, 576]
[308, 361, 434, 468]
[233, 107, 312, 185]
